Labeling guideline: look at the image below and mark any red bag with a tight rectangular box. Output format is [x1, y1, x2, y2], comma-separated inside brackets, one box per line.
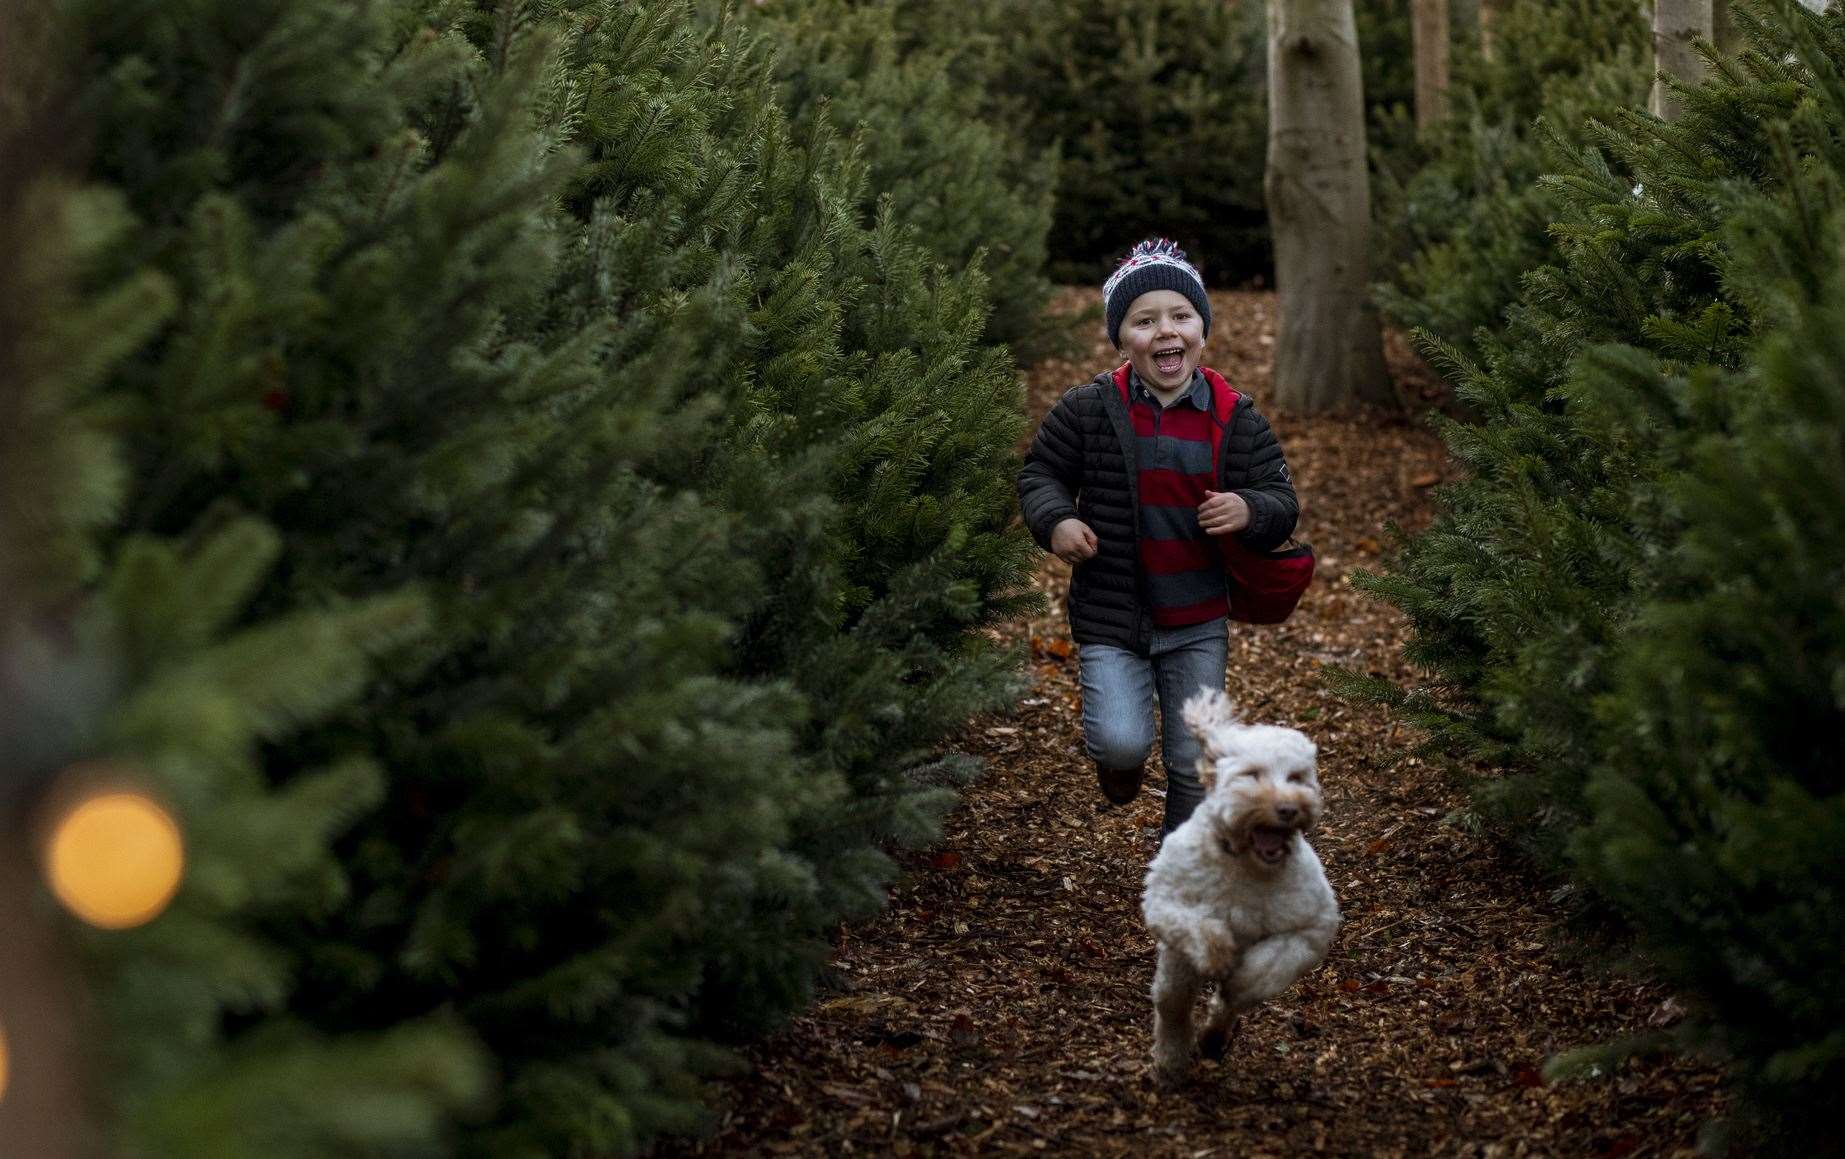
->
[1115, 364, 1313, 624]
[1198, 368, 1314, 623]
[1218, 533, 1315, 623]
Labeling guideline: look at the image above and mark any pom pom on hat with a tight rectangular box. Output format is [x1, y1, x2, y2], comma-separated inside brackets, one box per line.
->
[1102, 238, 1211, 348]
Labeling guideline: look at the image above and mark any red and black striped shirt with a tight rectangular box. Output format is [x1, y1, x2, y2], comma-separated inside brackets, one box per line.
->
[1127, 370, 1227, 626]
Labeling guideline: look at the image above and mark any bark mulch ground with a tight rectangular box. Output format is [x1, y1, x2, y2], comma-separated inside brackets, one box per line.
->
[671, 289, 1728, 1157]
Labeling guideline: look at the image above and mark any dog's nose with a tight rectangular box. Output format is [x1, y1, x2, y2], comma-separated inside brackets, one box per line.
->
[1275, 804, 1299, 824]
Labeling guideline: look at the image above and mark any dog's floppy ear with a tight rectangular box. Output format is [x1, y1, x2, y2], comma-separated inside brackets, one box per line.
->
[1196, 755, 1218, 794]
[1182, 689, 1239, 789]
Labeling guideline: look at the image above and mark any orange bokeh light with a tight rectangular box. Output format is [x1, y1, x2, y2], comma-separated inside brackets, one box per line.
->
[0, 1020, 9, 1103]
[44, 792, 184, 929]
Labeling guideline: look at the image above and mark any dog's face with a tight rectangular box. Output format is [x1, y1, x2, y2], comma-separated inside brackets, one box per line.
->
[1181, 691, 1322, 868]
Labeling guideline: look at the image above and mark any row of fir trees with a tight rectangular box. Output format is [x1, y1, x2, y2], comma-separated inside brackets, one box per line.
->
[1343, 1, 1845, 1150]
[1371, 0, 1653, 356]
[2, 0, 1042, 1153]
[813, 0, 1425, 286]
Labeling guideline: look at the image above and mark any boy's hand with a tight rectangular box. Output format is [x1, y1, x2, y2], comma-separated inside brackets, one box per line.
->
[1199, 490, 1251, 536]
[1050, 518, 1099, 564]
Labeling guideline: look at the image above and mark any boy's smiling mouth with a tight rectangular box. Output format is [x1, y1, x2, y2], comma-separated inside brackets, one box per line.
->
[1153, 346, 1186, 376]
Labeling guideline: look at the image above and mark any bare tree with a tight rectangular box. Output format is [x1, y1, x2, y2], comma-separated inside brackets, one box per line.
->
[1479, 0, 1504, 63]
[0, 4, 92, 1149]
[1265, 0, 1391, 412]
[1713, 0, 1740, 54]
[0, 844, 87, 1159]
[1413, 0, 1452, 133]
[1651, 0, 1713, 121]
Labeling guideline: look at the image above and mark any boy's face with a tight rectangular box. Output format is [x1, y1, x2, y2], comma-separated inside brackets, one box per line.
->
[1116, 289, 1204, 392]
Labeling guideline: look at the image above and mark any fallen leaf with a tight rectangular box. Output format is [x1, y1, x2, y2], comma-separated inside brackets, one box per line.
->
[1031, 635, 1074, 660]
[910, 1111, 965, 1138]
[1648, 998, 1686, 1028]
[819, 1081, 872, 1106]
[928, 851, 961, 870]
[949, 1011, 980, 1050]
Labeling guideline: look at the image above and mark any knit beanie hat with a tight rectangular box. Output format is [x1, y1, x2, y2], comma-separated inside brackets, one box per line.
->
[1102, 238, 1211, 349]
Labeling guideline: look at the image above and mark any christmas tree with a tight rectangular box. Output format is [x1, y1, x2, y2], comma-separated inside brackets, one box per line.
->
[1372, 0, 1651, 353]
[988, 0, 1273, 281]
[1572, 180, 1845, 1151]
[0, 6, 486, 1151]
[1344, 1, 1845, 1143]
[39, 0, 1039, 1151]
[747, 0, 1057, 347]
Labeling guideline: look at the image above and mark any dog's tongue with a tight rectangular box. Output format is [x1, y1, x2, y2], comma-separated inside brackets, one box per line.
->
[1252, 826, 1290, 857]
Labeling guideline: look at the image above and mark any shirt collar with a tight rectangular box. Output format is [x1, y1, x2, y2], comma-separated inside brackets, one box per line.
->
[1129, 367, 1210, 410]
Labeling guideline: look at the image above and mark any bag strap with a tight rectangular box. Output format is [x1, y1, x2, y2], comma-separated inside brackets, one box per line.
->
[1113, 363, 1240, 484]
[1200, 367, 1238, 486]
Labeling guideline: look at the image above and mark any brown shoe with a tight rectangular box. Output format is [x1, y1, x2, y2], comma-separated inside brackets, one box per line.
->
[1097, 761, 1144, 805]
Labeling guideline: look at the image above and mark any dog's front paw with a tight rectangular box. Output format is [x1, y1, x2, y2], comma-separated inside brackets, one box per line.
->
[1197, 1021, 1230, 1061]
[1152, 1052, 1190, 1091]
[1151, 1027, 1192, 1090]
[1197, 992, 1240, 1061]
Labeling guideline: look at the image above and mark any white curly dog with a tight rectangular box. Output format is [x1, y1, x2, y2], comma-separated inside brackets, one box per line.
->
[1140, 690, 1341, 1086]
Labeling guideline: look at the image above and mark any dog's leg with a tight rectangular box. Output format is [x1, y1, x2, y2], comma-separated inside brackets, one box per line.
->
[1221, 920, 1339, 1011]
[1150, 943, 1202, 1088]
[1198, 989, 1238, 1061]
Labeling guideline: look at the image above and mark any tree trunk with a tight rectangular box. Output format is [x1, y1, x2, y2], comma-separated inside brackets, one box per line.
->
[1479, 0, 1502, 63]
[1650, 0, 1713, 121]
[1265, 0, 1391, 413]
[1412, 0, 1451, 133]
[0, 845, 87, 1158]
[1712, 0, 1739, 55]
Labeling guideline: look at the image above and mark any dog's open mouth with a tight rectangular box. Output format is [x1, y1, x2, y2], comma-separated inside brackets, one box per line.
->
[1250, 824, 1293, 865]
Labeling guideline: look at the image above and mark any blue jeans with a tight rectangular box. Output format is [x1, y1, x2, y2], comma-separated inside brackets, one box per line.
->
[1078, 617, 1228, 834]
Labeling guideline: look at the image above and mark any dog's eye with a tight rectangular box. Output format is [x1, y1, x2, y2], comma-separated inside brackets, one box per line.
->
[1238, 768, 1259, 779]
[1287, 772, 1306, 784]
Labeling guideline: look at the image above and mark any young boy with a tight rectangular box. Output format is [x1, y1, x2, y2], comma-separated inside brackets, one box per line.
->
[1017, 239, 1300, 835]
